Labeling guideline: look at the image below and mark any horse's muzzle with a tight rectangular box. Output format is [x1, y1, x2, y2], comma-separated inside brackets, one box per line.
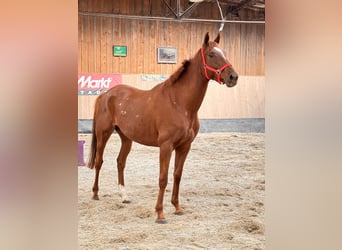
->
[225, 71, 238, 87]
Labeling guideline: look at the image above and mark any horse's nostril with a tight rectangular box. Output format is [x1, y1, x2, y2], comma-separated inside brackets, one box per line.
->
[230, 73, 238, 81]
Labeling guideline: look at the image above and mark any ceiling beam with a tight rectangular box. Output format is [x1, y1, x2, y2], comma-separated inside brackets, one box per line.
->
[162, 0, 202, 19]
[79, 11, 265, 24]
[234, 0, 257, 11]
[162, 0, 178, 18]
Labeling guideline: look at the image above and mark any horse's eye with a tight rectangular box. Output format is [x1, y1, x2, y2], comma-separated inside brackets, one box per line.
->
[208, 52, 215, 58]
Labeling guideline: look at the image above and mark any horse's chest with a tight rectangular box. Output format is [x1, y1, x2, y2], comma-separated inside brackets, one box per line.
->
[175, 118, 197, 144]
[185, 127, 196, 141]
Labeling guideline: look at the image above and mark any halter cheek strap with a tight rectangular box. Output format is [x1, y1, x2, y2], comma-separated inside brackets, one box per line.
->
[200, 47, 232, 84]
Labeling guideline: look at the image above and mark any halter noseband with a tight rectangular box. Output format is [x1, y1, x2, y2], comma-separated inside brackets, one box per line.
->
[200, 47, 232, 84]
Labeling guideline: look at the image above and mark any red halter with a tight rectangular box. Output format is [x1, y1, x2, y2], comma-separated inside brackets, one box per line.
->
[200, 47, 232, 84]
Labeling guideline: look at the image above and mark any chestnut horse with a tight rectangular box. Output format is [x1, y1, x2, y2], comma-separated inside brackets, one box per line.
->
[87, 32, 238, 223]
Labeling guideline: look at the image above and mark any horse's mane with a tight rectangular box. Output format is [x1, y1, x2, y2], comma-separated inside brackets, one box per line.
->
[169, 59, 190, 84]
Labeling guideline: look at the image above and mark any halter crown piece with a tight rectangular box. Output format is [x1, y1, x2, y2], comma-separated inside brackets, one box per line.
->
[200, 47, 232, 84]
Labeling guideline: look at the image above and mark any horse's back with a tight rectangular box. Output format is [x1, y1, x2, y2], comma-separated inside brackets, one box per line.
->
[106, 84, 149, 99]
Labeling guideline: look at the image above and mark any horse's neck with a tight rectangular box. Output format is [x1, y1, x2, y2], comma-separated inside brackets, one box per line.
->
[171, 52, 209, 115]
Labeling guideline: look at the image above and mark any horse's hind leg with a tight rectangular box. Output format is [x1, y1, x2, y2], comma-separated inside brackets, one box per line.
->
[92, 125, 114, 200]
[116, 129, 132, 203]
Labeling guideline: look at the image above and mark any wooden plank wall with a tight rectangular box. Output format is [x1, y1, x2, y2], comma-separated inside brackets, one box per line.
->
[78, 0, 265, 75]
[78, 0, 265, 119]
[78, 17, 264, 75]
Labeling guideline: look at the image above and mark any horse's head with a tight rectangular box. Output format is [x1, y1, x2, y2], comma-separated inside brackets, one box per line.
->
[201, 32, 238, 87]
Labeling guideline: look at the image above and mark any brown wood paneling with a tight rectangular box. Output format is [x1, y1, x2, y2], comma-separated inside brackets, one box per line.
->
[78, 15, 264, 75]
[78, 0, 265, 119]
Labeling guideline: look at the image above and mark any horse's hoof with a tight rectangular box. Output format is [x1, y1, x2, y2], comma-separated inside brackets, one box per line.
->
[92, 195, 99, 200]
[174, 211, 185, 215]
[155, 219, 168, 224]
[122, 199, 131, 204]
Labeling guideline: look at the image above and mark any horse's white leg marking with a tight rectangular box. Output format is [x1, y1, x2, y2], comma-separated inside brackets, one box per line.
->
[118, 184, 129, 203]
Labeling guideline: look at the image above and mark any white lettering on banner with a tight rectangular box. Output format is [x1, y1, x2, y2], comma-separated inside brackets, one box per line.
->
[78, 90, 108, 95]
[78, 76, 113, 89]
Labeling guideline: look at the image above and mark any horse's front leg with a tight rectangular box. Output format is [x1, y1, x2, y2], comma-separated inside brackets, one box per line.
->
[155, 142, 173, 224]
[171, 142, 191, 215]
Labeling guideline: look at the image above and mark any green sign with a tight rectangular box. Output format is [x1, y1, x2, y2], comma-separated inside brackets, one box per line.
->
[113, 45, 127, 57]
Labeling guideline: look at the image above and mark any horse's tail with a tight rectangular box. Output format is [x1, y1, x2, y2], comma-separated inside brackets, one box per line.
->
[87, 98, 99, 169]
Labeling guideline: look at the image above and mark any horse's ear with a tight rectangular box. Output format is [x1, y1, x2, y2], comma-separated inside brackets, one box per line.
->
[214, 32, 220, 44]
[203, 32, 209, 46]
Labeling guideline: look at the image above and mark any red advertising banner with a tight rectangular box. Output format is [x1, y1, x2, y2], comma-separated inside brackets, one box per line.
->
[78, 73, 122, 95]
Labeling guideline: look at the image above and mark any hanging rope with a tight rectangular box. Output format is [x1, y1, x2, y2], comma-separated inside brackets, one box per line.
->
[216, 0, 225, 32]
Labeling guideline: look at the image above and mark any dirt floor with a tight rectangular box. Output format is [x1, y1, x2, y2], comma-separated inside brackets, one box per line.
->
[78, 132, 265, 250]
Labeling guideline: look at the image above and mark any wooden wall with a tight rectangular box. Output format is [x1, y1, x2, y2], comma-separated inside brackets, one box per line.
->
[78, 0, 265, 119]
[78, 0, 264, 75]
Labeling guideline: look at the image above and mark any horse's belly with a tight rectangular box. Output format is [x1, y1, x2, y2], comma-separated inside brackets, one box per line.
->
[132, 136, 159, 147]
[117, 120, 159, 147]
